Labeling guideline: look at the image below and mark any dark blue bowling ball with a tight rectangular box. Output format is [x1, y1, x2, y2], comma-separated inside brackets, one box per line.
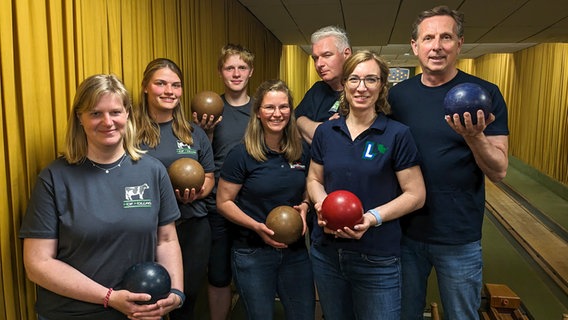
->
[443, 82, 492, 125]
[120, 261, 171, 304]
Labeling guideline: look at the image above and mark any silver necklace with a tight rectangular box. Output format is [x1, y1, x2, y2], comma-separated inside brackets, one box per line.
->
[89, 153, 127, 173]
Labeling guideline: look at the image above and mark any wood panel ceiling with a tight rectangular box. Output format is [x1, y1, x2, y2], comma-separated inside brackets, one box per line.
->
[238, 0, 568, 66]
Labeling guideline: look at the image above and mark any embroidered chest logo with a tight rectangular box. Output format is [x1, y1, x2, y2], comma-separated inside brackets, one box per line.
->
[123, 183, 152, 208]
[177, 140, 197, 155]
[329, 100, 340, 113]
[289, 161, 306, 170]
[362, 142, 388, 160]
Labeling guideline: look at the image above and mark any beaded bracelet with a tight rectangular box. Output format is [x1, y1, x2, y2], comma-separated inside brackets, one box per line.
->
[103, 288, 113, 308]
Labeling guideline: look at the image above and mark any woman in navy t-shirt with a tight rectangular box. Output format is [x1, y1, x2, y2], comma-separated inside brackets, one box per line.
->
[217, 79, 315, 320]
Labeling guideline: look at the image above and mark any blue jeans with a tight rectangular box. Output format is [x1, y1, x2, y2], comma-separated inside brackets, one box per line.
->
[232, 246, 315, 320]
[310, 244, 401, 320]
[401, 236, 482, 320]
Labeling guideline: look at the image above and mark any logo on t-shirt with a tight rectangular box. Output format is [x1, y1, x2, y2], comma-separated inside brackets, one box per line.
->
[329, 100, 340, 113]
[123, 183, 152, 208]
[362, 142, 388, 160]
[177, 140, 197, 155]
[289, 161, 306, 170]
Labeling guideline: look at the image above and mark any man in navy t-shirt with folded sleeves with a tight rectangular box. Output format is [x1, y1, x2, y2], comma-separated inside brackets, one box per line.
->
[295, 25, 352, 145]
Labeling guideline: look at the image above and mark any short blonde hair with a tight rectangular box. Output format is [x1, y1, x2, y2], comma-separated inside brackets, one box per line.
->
[217, 43, 255, 71]
[64, 74, 143, 164]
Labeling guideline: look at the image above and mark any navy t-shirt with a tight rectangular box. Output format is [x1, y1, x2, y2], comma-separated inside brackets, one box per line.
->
[212, 95, 252, 181]
[220, 142, 311, 249]
[294, 81, 341, 122]
[205, 95, 252, 214]
[310, 114, 421, 257]
[388, 70, 509, 244]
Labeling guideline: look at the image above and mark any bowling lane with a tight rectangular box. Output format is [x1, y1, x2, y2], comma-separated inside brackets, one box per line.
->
[482, 212, 568, 319]
[423, 212, 568, 320]
[503, 158, 568, 231]
[424, 213, 568, 319]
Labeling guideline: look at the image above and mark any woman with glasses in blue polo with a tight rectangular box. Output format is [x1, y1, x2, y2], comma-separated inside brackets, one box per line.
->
[216, 79, 314, 320]
[306, 50, 426, 320]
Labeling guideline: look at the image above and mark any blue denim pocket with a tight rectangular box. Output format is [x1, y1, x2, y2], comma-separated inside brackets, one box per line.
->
[362, 253, 399, 266]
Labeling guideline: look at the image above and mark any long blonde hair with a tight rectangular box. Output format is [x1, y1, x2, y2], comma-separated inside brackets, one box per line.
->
[63, 74, 143, 164]
[135, 58, 193, 148]
[244, 79, 302, 162]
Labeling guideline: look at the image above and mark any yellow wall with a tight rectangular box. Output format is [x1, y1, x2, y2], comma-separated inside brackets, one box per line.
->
[460, 44, 567, 185]
[508, 44, 568, 182]
[279, 45, 321, 106]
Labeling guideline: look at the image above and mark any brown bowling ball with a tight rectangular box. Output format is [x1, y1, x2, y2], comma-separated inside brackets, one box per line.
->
[167, 158, 205, 191]
[265, 205, 303, 245]
[191, 91, 224, 121]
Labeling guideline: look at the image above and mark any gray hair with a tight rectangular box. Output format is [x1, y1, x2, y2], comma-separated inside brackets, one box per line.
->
[311, 25, 351, 52]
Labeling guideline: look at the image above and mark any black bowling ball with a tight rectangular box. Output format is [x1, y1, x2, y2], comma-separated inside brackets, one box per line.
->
[120, 261, 171, 304]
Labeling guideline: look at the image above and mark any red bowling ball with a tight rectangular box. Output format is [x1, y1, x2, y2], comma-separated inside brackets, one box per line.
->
[443, 82, 492, 125]
[321, 190, 364, 230]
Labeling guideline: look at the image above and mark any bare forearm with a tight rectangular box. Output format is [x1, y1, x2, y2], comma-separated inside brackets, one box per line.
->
[306, 162, 327, 206]
[372, 167, 426, 222]
[465, 134, 508, 182]
[217, 179, 262, 232]
[25, 254, 108, 304]
[156, 229, 183, 291]
[307, 180, 327, 207]
[200, 173, 215, 198]
[217, 200, 260, 231]
[297, 116, 319, 145]
[374, 190, 424, 223]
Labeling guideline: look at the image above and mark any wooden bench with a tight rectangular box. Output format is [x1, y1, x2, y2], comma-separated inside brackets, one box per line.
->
[430, 284, 529, 319]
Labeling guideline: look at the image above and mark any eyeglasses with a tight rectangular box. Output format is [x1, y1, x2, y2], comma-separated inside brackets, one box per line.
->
[346, 76, 381, 88]
[260, 104, 291, 114]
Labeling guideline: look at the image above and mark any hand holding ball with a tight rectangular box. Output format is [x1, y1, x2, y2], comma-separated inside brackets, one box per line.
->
[265, 205, 303, 244]
[120, 262, 171, 305]
[443, 82, 492, 125]
[320, 190, 364, 230]
[168, 158, 205, 191]
[191, 91, 224, 121]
